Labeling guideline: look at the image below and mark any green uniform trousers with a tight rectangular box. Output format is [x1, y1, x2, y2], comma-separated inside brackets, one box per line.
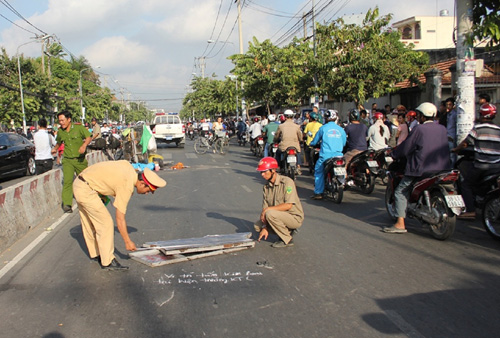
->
[61, 157, 88, 207]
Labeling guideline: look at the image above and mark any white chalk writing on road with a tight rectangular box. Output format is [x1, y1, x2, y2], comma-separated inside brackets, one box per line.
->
[156, 270, 264, 285]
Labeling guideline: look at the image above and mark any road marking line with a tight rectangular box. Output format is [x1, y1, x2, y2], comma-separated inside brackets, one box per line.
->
[223, 169, 229, 174]
[385, 310, 426, 338]
[241, 185, 252, 193]
[0, 213, 71, 281]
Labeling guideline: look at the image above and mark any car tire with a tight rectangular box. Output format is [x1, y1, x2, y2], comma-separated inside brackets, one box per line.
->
[26, 156, 36, 176]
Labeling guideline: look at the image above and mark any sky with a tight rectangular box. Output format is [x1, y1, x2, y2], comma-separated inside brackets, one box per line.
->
[0, 0, 455, 112]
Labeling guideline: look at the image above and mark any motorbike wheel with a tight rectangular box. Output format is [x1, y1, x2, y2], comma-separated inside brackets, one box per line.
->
[258, 145, 263, 157]
[385, 183, 397, 221]
[194, 137, 208, 154]
[287, 165, 296, 181]
[482, 195, 500, 240]
[331, 179, 343, 204]
[428, 191, 456, 240]
[360, 172, 376, 194]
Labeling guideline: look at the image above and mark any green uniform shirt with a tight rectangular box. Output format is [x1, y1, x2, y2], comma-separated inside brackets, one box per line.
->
[262, 174, 304, 223]
[56, 123, 91, 159]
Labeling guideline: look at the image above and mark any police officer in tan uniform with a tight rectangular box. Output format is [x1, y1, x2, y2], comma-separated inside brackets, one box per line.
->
[73, 161, 166, 270]
[254, 157, 304, 248]
[273, 109, 303, 172]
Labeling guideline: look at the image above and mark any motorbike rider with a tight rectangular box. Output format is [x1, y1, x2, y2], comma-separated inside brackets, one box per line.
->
[383, 102, 450, 234]
[303, 112, 323, 170]
[367, 112, 390, 150]
[274, 109, 303, 173]
[91, 117, 101, 141]
[309, 110, 347, 200]
[452, 103, 500, 219]
[406, 110, 418, 132]
[199, 119, 211, 137]
[344, 109, 368, 166]
[248, 117, 262, 152]
[254, 157, 304, 248]
[236, 117, 247, 144]
[262, 114, 280, 157]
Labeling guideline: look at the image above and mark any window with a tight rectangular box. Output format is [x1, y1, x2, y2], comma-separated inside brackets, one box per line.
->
[415, 23, 421, 39]
[402, 26, 412, 39]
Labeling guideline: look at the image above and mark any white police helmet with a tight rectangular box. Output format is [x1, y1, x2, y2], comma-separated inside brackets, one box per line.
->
[284, 109, 294, 116]
[415, 102, 437, 118]
[268, 114, 276, 122]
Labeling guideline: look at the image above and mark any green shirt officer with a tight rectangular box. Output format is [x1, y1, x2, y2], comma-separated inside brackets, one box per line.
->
[52, 111, 92, 213]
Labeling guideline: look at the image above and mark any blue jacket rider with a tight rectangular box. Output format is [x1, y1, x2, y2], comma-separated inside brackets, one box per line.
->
[309, 110, 347, 200]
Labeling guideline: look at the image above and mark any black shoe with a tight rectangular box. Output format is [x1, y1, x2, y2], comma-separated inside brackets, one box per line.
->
[101, 258, 129, 271]
[91, 255, 101, 264]
[62, 205, 73, 213]
[311, 194, 323, 200]
[291, 229, 299, 236]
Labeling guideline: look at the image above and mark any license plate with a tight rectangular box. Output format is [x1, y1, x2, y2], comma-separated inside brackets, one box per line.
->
[258, 140, 264, 145]
[385, 156, 393, 163]
[287, 156, 297, 163]
[334, 167, 346, 176]
[273, 145, 278, 150]
[445, 195, 465, 208]
[367, 160, 378, 168]
[165, 136, 172, 141]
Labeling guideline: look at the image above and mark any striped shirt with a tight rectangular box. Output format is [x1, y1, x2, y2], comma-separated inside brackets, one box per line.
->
[466, 122, 500, 169]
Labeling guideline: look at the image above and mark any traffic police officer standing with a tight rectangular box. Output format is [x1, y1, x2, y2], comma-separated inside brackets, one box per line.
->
[254, 157, 304, 248]
[52, 111, 92, 213]
[73, 161, 166, 270]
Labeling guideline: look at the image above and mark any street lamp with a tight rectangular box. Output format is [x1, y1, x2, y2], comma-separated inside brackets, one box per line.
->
[79, 66, 100, 123]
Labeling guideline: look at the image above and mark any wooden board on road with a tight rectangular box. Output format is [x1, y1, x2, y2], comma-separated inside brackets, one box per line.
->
[129, 232, 255, 267]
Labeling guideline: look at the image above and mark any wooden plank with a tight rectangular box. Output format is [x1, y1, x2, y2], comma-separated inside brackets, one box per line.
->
[143, 232, 253, 250]
[159, 241, 255, 256]
[129, 246, 251, 267]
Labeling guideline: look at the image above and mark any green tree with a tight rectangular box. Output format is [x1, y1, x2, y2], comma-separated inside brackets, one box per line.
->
[312, 7, 428, 106]
[468, 0, 499, 48]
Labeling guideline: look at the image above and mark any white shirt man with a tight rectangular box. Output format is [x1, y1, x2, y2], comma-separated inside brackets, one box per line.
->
[248, 121, 262, 139]
[33, 119, 56, 174]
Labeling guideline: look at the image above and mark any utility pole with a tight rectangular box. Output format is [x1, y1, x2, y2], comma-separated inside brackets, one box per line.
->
[236, 0, 246, 120]
[303, 12, 307, 39]
[312, 0, 319, 105]
[455, 0, 475, 144]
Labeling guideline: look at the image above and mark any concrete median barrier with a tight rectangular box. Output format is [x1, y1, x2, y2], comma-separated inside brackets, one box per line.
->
[0, 151, 108, 254]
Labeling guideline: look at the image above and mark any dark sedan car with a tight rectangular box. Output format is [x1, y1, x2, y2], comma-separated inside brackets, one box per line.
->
[0, 132, 36, 179]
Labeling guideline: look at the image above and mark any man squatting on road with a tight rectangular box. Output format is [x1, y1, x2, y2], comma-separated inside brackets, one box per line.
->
[254, 157, 304, 248]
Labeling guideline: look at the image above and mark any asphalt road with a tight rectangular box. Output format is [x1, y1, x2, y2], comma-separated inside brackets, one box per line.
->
[0, 138, 499, 338]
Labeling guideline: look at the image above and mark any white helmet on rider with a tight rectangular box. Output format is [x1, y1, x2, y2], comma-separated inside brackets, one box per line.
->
[284, 109, 294, 117]
[268, 114, 276, 122]
[415, 102, 437, 118]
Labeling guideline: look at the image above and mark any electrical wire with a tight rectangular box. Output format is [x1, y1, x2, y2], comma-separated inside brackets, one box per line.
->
[0, 12, 37, 35]
[0, 0, 47, 35]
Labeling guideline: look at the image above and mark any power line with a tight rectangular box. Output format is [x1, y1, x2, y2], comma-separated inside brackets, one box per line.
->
[0, 0, 47, 35]
[0, 12, 37, 35]
[244, 0, 303, 18]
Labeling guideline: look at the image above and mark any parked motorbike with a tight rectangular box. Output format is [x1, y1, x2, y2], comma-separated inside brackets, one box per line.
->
[385, 158, 465, 240]
[373, 147, 393, 185]
[187, 128, 195, 140]
[323, 156, 346, 203]
[281, 146, 299, 180]
[345, 149, 378, 194]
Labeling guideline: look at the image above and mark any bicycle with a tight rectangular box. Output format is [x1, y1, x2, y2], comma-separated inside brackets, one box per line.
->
[194, 131, 230, 155]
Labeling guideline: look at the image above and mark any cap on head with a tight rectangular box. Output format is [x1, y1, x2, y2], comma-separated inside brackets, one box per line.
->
[141, 168, 166, 192]
[257, 157, 279, 172]
[313, 103, 319, 109]
[479, 103, 497, 119]
[91, 117, 97, 122]
[415, 102, 437, 118]
[284, 109, 294, 116]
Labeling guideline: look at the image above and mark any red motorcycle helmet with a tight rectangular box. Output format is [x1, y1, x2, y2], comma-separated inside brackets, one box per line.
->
[479, 103, 497, 119]
[406, 110, 417, 118]
[257, 157, 279, 172]
[373, 112, 384, 120]
[253, 117, 259, 123]
[279, 114, 286, 122]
